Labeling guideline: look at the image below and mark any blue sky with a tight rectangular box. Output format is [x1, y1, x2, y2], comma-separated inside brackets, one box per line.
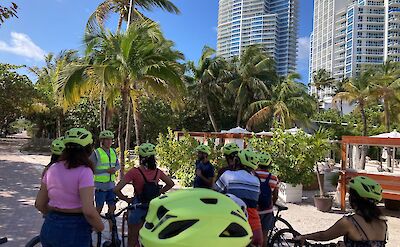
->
[0, 0, 313, 81]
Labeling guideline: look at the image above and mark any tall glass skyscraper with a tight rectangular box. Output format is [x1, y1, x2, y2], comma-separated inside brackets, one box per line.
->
[310, 0, 400, 101]
[217, 0, 299, 76]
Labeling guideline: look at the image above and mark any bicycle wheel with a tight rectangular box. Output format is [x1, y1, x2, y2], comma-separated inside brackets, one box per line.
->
[25, 236, 42, 247]
[269, 228, 301, 247]
[275, 217, 293, 230]
[121, 211, 128, 247]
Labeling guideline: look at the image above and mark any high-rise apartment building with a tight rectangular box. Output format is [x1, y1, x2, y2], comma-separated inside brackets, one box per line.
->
[217, 0, 299, 76]
[309, 0, 400, 100]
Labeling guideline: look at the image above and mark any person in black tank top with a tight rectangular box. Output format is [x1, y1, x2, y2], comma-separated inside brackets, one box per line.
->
[295, 176, 387, 247]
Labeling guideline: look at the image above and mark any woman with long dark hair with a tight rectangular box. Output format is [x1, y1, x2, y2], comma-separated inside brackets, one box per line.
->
[296, 176, 387, 246]
[114, 143, 175, 247]
[35, 128, 104, 246]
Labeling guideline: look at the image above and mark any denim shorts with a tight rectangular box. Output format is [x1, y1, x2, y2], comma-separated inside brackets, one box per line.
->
[95, 189, 116, 208]
[40, 211, 91, 247]
[127, 198, 148, 225]
[259, 212, 275, 231]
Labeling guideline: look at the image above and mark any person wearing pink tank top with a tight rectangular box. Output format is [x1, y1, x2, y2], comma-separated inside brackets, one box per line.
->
[35, 128, 104, 247]
[114, 143, 175, 247]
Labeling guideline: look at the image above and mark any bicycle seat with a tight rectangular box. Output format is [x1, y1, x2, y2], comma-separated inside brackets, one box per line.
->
[275, 204, 288, 211]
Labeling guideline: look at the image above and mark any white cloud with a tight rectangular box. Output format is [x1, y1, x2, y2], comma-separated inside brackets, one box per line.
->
[297, 36, 310, 61]
[0, 32, 46, 61]
[297, 36, 311, 81]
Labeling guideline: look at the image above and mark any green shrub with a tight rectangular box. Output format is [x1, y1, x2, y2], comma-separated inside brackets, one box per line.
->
[248, 128, 330, 186]
[156, 128, 224, 187]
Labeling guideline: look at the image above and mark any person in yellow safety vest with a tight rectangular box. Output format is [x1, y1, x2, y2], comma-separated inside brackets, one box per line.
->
[90, 130, 120, 218]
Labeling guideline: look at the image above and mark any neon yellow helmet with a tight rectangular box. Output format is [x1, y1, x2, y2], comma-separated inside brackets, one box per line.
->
[51, 137, 65, 155]
[63, 128, 93, 147]
[349, 176, 382, 202]
[195, 144, 211, 155]
[99, 130, 114, 139]
[223, 143, 240, 155]
[258, 152, 273, 167]
[139, 143, 156, 157]
[237, 149, 259, 170]
[139, 189, 252, 247]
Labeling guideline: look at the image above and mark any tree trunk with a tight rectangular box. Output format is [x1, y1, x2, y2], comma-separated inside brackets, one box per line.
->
[118, 82, 129, 178]
[316, 163, 324, 196]
[132, 95, 142, 145]
[117, 14, 123, 33]
[236, 104, 243, 127]
[100, 93, 105, 131]
[384, 98, 391, 132]
[205, 98, 218, 132]
[360, 104, 367, 169]
[125, 98, 132, 150]
[56, 113, 61, 138]
[340, 99, 343, 116]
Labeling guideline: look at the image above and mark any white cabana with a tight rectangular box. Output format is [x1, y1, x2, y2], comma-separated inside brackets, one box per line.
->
[221, 127, 251, 148]
[371, 130, 400, 138]
[221, 126, 251, 134]
[285, 127, 311, 136]
[371, 130, 400, 171]
[256, 131, 273, 136]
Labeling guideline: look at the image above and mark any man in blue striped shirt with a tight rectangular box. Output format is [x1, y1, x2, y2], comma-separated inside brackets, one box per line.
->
[215, 149, 263, 247]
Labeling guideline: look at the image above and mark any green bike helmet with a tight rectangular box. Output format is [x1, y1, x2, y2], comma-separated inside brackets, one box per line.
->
[223, 143, 240, 155]
[258, 152, 273, 167]
[99, 130, 114, 139]
[63, 128, 93, 147]
[237, 149, 259, 170]
[195, 144, 211, 155]
[349, 176, 382, 202]
[51, 137, 65, 155]
[139, 188, 252, 247]
[139, 143, 156, 157]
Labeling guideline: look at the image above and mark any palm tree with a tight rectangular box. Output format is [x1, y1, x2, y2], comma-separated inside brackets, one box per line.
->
[333, 72, 372, 169]
[187, 46, 231, 132]
[311, 69, 335, 111]
[87, 0, 179, 32]
[369, 61, 400, 132]
[30, 50, 79, 137]
[245, 73, 315, 130]
[332, 77, 349, 116]
[58, 21, 184, 175]
[228, 45, 277, 126]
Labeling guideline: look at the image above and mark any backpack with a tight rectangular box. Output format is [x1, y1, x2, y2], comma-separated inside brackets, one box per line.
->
[137, 168, 160, 203]
[256, 172, 272, 211]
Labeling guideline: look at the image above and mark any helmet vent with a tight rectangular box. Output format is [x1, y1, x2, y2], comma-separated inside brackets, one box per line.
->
[158, 220, 199, 239]
[157, 206, 169, 219]
[219, 223, 249, 238]
[362, 183, 371, 192]
[231, 210, 246, 222]
[200, 198, 218, 204]
[144, 222, 154, 230]
[80, 133, 88, 139]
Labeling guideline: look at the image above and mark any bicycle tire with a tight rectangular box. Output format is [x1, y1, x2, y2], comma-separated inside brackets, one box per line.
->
[121, 211, 128, 247]
[266, 216, 294, 244]
[269, 228, 301, 247]
[276, 217, 293, 230]
[25, 236, 42, 247]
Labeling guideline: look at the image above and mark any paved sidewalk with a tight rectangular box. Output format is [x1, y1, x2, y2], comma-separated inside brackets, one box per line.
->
[0, 138, 45, 246]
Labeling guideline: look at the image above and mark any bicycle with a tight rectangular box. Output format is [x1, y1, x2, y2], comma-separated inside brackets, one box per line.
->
[269, 228, 337, 247]
[96, 202, 148, 247]
[265, 204, 294, 245]
[25, 236, 41, 247]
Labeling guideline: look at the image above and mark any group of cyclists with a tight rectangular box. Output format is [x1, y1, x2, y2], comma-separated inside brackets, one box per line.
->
[34, 127, 388, 247]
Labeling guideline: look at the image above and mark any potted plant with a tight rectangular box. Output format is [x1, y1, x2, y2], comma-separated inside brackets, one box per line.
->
[311, 130, 333, 212]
